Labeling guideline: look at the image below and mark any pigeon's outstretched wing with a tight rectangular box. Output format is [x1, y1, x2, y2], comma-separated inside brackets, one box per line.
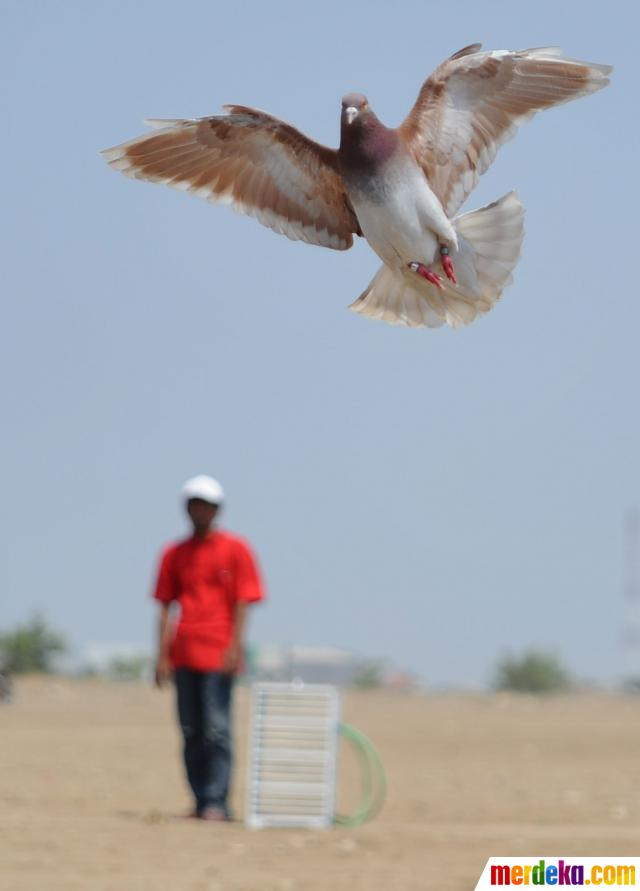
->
[400, 44, 612, 218]
[102, 106, 359, 250]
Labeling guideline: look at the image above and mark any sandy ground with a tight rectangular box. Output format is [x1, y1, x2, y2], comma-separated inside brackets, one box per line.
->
[1, 677, 639, 891]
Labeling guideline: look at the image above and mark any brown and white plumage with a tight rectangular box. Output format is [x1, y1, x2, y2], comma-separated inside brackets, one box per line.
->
[102, 45, 611, 329]
[103, 106, 360, 250]
[399, 44, 612, 218]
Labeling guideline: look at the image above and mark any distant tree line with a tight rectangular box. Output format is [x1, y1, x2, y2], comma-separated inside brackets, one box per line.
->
[0, 613, 67, 674]
[0, 614, 575, 693]
[494, 650, 570, 693]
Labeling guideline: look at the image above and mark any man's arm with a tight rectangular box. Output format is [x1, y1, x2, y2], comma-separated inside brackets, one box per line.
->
[222, 600, 248, 674]
[155, 602, 173, 688]
[152, 545, 178, 688]
[222, 538, 265, 675]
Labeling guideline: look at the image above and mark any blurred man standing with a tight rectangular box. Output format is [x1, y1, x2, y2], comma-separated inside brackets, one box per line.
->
[152, 475, 265, 821]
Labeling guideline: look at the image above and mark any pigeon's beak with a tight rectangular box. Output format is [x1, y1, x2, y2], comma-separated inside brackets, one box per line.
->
[344, 106, 358, 125]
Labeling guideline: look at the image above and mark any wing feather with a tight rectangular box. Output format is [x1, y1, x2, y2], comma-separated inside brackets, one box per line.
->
[102, 107, 359, 250]
[400, 46, 612, 217]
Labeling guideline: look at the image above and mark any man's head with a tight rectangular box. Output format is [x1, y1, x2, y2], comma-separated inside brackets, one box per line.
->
[181, 475, 224, 535]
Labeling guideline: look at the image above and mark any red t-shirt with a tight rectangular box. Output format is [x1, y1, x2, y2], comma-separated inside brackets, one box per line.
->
[152, 529, 265, 671]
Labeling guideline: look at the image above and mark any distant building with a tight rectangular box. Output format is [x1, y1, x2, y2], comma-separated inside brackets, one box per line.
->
[247, 644, 366, 686]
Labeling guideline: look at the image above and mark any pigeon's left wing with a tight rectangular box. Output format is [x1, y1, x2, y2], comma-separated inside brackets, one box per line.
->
[400, 45, 611, 217]
[102, 106, 359, 250]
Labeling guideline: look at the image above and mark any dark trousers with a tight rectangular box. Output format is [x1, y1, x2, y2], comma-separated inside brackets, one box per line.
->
[174, 669, 233, 815]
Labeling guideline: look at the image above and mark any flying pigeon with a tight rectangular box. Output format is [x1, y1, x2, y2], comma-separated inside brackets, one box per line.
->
[102, 45, 611, 329]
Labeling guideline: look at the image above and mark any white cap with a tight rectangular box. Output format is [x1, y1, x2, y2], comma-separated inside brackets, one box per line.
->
[181, 475, 224, 506]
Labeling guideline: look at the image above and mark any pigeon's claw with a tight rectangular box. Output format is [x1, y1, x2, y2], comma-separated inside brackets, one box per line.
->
[439, 245, 458, 285]
[408, 261, 445, 290]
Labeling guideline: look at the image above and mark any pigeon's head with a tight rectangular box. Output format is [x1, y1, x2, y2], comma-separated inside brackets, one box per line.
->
[341, 93, 370, 127]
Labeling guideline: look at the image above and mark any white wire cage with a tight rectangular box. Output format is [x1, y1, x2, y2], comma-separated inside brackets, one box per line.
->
[245, 682, 341, 829]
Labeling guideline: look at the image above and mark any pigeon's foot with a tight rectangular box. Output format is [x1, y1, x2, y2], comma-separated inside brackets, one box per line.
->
[439, 245, 458, 284]
[408, 261, 445, 290]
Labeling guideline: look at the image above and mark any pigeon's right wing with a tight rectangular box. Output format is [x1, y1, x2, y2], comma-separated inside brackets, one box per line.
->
[102, 106, 360, 250]
[400, 45, 611, 218]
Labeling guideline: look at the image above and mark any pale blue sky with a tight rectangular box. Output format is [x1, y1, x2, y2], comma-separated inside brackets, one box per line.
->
[1, 0, 637, 685]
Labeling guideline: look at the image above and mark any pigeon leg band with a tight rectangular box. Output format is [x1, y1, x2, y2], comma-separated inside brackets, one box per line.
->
[439, 245, 458, 285]
[408, 261, 445, 290]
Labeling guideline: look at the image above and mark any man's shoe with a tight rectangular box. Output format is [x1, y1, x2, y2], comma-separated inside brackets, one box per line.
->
[198, 807, 227, 822]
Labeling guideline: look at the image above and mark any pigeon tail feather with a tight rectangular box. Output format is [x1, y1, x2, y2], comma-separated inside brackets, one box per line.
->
[349, 191, 524, 328]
